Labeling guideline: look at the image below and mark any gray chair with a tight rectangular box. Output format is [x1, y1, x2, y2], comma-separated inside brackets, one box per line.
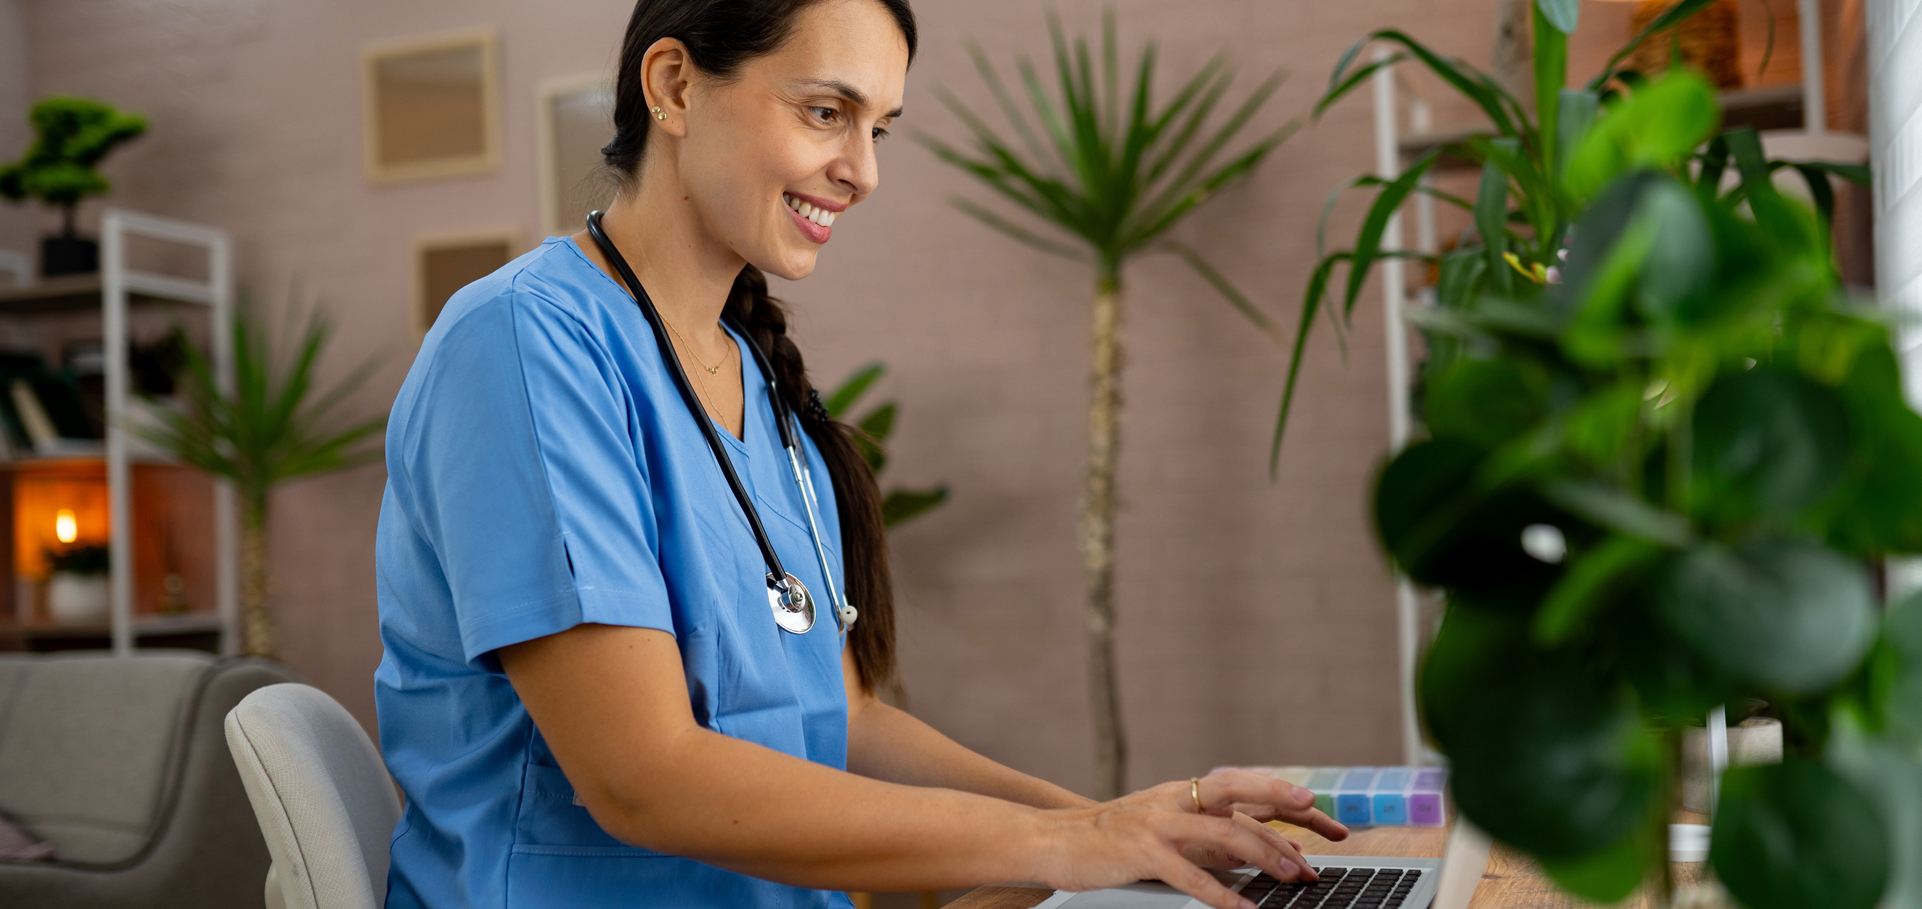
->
[225, 682, 400, 909]
[0, 650, 295, 909]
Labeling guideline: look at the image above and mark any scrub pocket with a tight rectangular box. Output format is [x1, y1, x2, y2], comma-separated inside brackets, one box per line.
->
[515, 762, 662, 854]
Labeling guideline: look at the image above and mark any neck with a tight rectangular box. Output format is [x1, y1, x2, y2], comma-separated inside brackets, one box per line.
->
[579, 158, 744, 344]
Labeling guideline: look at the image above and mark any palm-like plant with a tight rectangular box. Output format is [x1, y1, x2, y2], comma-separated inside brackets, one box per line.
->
[919, 10, 1293, 798]
[136, 290, 385, 658]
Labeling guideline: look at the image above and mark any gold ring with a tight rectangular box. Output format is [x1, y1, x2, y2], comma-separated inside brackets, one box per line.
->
[1190, 777, 1203, 813]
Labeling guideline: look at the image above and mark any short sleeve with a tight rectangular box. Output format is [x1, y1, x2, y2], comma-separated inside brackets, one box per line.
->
[394, 291, 671, 665]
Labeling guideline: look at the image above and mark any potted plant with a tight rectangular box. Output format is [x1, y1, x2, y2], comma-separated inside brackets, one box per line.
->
[44, 543, 109, 626]
[1284, 2, 1922, 906]
[920, 10, 1292, 798]
[0, 96, 148, 277]
[134, 290, 385, 658]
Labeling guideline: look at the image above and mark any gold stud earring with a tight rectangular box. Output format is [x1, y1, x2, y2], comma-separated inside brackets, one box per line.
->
[650, 106, 666, 121]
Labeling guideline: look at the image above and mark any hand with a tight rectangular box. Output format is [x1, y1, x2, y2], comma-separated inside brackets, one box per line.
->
[1031, 771, 1350, 909]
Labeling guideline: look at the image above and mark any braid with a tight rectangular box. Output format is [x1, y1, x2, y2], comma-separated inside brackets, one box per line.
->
[725, 265, 897, 691]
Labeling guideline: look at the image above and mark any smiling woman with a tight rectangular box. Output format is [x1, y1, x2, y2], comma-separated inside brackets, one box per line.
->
[371, 2, 1345, 909]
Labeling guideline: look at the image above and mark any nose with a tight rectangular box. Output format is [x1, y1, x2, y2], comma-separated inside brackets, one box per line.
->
[826, 130, 880, 198]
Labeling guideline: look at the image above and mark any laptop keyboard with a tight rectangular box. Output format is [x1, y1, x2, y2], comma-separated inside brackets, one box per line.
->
[1238, 867, 1423, 909]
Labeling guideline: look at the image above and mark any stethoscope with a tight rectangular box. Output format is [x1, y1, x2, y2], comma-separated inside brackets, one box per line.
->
[586, 211, 856, 636]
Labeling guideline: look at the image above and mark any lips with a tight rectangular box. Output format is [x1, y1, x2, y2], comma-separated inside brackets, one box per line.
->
[782, 192, 840, 244]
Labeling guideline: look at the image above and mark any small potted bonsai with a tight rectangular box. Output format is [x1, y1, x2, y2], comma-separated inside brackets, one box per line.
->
[0, 96, 147, 277]
[44, 543, 109, 626]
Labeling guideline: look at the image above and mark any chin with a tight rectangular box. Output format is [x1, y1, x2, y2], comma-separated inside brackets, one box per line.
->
[758, 250, 819, 282]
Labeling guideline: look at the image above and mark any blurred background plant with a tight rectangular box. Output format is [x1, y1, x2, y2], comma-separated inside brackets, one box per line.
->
[1286, 2, 1922, 906]
[134, 287, 385, 659]
[822, 361, 948, 528]
[918, 7, 1293, 799]
[0, 95, 147, 275]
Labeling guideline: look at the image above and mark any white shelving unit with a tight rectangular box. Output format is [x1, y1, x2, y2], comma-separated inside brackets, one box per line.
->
[1368, 3, 1865, 767]
[0, 208, 237, 656]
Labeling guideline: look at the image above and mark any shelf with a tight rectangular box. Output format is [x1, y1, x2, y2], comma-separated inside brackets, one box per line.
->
[0, 611, 222, 640]
[0, 270, 215, 316]
[1398, 83, 1813, 169]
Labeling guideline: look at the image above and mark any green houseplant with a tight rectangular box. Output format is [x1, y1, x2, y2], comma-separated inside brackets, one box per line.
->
[1288, 2, 1922, 906]
[822, 361, 948, 528]
[136, 292, 385, 658]
[920, 9, 1292, 799]
[0, 96, 148, 277]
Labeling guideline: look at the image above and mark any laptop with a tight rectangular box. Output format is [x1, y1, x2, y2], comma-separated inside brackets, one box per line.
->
[1028, 816, 1491, 909]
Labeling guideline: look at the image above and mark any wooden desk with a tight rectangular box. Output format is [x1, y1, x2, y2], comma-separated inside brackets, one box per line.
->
[946, 822, 1703, 908]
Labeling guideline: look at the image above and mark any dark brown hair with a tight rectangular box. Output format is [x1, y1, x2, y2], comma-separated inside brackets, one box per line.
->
[603, 0, 917, 691]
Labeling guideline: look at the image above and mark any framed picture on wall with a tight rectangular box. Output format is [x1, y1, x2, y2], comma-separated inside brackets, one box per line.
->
[412, 227, 521, 336]
[537, 74, 617, 238]
[361, 27, 502, 185]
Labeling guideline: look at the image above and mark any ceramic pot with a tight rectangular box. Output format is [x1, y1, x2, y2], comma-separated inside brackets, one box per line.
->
[47, 573, 109, 626]
[39, 236, 97, 277]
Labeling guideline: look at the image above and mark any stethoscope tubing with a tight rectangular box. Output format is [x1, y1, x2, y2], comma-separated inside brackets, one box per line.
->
[584, 211, 850, 634]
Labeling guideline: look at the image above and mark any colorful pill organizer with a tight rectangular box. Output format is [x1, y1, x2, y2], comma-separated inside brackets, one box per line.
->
[1211, 765, 1449, 828]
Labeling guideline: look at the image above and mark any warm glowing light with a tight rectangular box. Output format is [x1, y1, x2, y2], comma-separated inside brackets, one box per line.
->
[54, 509, 77, 544]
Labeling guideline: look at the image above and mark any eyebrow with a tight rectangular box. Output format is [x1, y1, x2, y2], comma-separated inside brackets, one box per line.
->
[796, 78, 904, 118]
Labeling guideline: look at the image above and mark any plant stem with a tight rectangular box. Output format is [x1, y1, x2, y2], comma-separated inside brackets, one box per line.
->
[1085, 271, 1127, 800]
[241, 508, 273, 658]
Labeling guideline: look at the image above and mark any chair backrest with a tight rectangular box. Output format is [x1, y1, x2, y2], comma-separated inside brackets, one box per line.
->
[225, 683, 401, 909]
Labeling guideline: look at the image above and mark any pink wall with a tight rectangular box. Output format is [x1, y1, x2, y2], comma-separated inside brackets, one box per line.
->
[8, 0, 1512, 795]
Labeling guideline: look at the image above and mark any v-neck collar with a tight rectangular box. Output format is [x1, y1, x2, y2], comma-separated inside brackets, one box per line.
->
[563, 236, 759, 455]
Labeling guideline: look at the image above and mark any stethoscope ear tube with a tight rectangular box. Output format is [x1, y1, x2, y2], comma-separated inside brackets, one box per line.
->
[584, 212, 852, 634]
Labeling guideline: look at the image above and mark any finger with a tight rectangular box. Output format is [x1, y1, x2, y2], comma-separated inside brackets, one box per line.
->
[1271, 804, 1350, 842]
[1234, 812, 1315, 882]
[1153, 850, 1257, 909]
[1165, 813, 1293, 883]
[1200, 770, 1316, 818]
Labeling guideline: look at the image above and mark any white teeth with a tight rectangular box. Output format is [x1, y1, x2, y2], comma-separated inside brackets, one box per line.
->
[784, 194, 837, 229]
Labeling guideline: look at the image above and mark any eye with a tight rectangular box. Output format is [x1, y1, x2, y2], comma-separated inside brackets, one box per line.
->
[871, 126, 890, 142]
[809, 106, 839, 124]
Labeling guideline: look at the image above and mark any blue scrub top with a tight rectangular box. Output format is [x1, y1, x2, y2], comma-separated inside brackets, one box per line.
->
[374, 236, 853, 909]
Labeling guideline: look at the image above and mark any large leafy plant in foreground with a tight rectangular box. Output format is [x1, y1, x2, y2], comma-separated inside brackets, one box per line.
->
[1360, 64, 1922, 909]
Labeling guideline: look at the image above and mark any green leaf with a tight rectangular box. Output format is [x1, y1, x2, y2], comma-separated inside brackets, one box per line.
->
[1725, 127, 1820, 250]
[1565, 71, 1719, 201]
[1880, 593, 1922, 745]
[1634, 179, 1714, 318]
[1375, 440, 1571, 601]
[1533, 4, 1569, 178]
[1789, 162, 1839, 232]
[1711, 760, 1891, 909]
[1826, 717, 1922, 909]
[824, 362, 886, 418]
[1161, 241, 1279, 340]
[1342, 149, 1442, 318]
[1421, 604, 1661, 860]
[1554, 88, 1599, 182]
[1474, 157, 1511, 295]
[1534, 0, 1579, 34]
[1538, 480, 1693, 547]
[1691, 368, 1851, 520]
[1424, 358, 1548, 448]
[881, 486, 949, 527]
[1655, 539, 1877, 695]
[857, 402, 897, 445]
[1271, 252, 1350, 473]
[1533, 534, 1664, 645]
[1320, 31, 1523, 140]
[1434, 249, 1488, 310]
[1538, 826, 1646, 903]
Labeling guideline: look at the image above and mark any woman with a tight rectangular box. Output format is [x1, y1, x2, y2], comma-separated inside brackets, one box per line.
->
[374, 1, 1346, 907]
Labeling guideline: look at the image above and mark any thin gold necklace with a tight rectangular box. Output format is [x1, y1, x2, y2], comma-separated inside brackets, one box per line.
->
[672, 325, 733, 429]
[665, 318, 731, 376]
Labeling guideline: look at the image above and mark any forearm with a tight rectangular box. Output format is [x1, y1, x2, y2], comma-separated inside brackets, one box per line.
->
[586, 721, 1054, 891]
[847, 697, 1095, 811]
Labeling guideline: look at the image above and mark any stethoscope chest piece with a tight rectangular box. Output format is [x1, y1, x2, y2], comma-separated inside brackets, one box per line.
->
[766, 573, 816, 634]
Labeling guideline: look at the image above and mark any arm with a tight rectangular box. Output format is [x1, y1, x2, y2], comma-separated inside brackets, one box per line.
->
[501, 623, 1339, 908]
[841, 649, 1095, 811]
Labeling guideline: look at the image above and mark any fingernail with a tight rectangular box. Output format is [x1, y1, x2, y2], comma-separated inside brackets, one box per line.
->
[1239, 899, 1259, 909]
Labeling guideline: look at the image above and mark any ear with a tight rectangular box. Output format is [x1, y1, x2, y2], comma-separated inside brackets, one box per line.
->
[640, 36, 695, 138]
